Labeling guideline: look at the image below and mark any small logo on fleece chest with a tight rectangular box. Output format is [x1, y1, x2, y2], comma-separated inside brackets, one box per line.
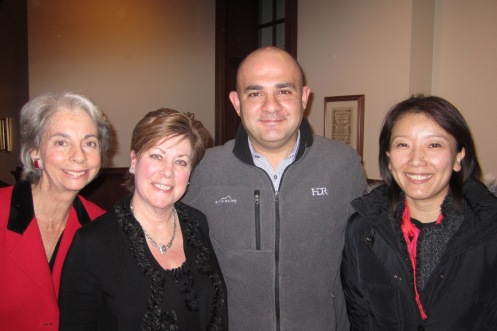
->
[311, 187, 328, 196]
[215, 196, 238, 204]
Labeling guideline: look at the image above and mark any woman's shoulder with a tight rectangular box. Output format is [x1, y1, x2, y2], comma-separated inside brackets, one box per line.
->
[0, 186, 14, 222]
[0, 184, 14, 196]
[346, 211, 372, 235]
[351, 185, 389, 214]
[0, 184, 16, 208]
[348, 189, 390, 231]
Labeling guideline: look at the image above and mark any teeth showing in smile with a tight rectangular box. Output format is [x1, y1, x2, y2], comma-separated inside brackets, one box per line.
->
[406, 173, 432, 181]
[154, 183, 172, 191]
[65, 170, 86, 177]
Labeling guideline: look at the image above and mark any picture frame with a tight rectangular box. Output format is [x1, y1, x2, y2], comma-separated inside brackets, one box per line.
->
[1, 117, 12, 152]
[324, 94, 365, 158]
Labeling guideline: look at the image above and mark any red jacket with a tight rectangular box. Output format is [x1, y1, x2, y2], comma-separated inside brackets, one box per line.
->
[0, 181, 105, 330]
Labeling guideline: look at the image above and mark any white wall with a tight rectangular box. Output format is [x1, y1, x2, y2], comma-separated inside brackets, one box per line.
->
[28, 0, 215, 167]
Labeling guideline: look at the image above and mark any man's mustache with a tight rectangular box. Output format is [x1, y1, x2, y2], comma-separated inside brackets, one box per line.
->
[259, 113, 286, 121]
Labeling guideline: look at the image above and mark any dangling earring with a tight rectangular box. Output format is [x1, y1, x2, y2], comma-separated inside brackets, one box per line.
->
[129, 167, 135, 174]
[34, 159, 42, 169]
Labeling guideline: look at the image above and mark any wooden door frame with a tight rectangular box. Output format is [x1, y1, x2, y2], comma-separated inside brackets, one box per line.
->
[214, 0, 298, 146]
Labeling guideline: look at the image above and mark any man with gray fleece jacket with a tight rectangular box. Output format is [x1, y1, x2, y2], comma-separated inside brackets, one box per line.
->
[182, 46, 366, 330]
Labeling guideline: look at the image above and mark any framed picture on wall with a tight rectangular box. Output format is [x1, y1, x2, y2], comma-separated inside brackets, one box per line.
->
[324, 94, 365, 159]
[1, 117, 12, 152]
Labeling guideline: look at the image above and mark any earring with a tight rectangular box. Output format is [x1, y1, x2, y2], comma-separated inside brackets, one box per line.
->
[34, 159, 42, 169]
[129, 167, 134, 174]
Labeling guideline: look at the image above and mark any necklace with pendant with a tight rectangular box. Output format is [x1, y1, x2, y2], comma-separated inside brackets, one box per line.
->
[130, 203, 178, 255]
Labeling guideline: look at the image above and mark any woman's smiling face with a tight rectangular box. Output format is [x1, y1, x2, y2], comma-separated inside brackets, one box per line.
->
[130, 135, 192, 213]
[387, 112, 465, 209]
[31, 108, 101, 193]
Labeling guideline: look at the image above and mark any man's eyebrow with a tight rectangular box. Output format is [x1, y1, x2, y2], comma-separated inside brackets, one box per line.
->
[244, 85, 263, 92]
[275, 82, 296, 89]
[243, 83, 296, 93]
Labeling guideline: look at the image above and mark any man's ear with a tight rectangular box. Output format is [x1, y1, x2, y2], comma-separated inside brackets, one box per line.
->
[301, 86, 311, 109]
[229, 91, 242, 117]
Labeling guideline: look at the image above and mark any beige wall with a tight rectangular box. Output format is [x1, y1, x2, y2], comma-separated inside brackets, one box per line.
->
[298, 0, 413, 179]
[21, 0, 496, 182]
[432, 0, 497, 182]
[298, 0, 497, 181]
[28, 0, 215, 167]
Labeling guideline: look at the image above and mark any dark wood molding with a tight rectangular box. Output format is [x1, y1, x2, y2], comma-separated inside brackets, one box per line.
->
[215, 0, 298, 146]
[215, 0, 258, 145]
[286, 0, 298, 58]
[80, 167, 129, 210]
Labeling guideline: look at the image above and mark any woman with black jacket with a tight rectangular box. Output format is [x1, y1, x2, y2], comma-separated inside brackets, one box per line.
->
[341, 95, 497, 330]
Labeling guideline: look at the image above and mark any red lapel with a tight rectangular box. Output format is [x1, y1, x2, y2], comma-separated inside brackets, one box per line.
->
[10, 218, 56, 301]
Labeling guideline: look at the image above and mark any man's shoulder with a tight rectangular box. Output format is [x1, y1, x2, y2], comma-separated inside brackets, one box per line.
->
[205, 140, 235, 156]
[312, 134, 353, 150]
[309, 135, 361, 160]
[196, 139, 237, 167]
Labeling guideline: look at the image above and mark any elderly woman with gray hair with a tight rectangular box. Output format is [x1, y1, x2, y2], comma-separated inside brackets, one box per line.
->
[0, 91, 111, 330]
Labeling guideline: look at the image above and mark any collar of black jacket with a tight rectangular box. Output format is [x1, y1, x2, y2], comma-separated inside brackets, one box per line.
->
[7, 180, 92, 234]
[232, 117, 314, 166]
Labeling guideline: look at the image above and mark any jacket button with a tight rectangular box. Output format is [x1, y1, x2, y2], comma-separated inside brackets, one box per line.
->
[364, 236, 374, 248]
[393, 274, 401, 282]
[439, 274, 445, 279]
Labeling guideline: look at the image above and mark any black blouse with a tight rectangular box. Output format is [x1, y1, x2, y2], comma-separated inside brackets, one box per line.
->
[59, 196, 228, 331]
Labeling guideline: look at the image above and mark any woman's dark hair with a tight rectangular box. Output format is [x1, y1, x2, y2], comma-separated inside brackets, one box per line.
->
[379, 95, 481, 212]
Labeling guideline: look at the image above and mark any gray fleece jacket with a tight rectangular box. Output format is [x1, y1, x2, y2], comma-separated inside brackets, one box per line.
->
[181, 119, 366, 331]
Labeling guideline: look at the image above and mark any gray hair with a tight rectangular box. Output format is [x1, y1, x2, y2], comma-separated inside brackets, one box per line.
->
[20, 91, 112, 183]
